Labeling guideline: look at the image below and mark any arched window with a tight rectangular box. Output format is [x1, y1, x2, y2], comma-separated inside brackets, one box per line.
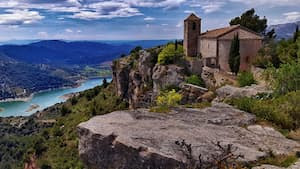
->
[192, 22, 196, 30]
[245, 56, 250, 63]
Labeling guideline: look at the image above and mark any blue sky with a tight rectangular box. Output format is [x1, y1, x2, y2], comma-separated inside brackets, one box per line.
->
[0, 0, 299, 41]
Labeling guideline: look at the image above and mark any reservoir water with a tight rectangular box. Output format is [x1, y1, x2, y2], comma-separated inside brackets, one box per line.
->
[0, 78, 108, 117]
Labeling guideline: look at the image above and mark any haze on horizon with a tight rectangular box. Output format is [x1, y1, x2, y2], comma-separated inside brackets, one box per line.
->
[0, 0, 299, 41]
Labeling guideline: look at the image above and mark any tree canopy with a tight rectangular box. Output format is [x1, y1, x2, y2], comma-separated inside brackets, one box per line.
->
[230, 8, 267, 34]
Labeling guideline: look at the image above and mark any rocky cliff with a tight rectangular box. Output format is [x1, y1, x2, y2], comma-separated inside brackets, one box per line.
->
[78, 103, 300, 169]
[112, 48, 203, 108]
[78, 47, 300, 169]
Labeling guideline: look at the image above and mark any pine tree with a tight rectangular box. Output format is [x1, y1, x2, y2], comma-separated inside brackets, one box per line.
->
[102, 78, 108, 88]
[229, 34, 240, 75]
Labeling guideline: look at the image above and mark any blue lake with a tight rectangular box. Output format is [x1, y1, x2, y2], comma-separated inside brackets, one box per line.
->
[0, 78, 109, 117]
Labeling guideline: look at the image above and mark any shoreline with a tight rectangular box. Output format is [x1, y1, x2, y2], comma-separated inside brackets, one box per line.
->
[0, 76, 110, 103]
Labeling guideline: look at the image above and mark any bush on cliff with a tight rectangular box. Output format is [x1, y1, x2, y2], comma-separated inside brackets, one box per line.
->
[227, 90, 300, 130]
[158, 43, 183, 65]
[185, 75, 205, 87]
[265, 60, 300, 96]
[151, 89, 182, 113]
[237, 71, 256, 87]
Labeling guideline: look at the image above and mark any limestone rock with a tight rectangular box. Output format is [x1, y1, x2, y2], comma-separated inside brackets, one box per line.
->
[78, 103, 299, 169]
[112, 50, 156, 108]
[179, 83, 208, 104]
[216, 84, 272, 100]
[152, 64, 185, 98]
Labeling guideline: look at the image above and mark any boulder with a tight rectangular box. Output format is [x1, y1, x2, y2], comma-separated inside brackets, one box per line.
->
[152, 64, 185, 98]
[216, 84, 272, 100]
[179, 83, 208, 104]
[78, 103, 300, 169]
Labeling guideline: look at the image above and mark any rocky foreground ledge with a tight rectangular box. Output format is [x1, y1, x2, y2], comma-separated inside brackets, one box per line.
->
[77, 103, 300, 169]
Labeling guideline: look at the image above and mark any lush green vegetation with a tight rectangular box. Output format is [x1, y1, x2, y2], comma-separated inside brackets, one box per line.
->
[0, 82, 127, 169]
[265, 60, 300, 95]
[237, 71, 256, 87]
[230, 8, 267, 34]
[158, 43, 183, 65]
[185, 75, 205, 87]
[81, 66, 112, 78]
[227, 90, 300, 130]
[151, 89, 182, 113]
[228, 34, 240, 75]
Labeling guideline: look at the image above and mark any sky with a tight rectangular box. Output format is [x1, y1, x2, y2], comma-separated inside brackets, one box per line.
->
[0, 0, 299, 41]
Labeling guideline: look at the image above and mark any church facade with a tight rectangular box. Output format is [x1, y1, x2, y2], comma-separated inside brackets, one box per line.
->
[183, 13, 263, 72]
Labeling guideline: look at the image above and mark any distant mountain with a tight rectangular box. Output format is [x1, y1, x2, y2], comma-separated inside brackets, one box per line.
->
[0, 40, 134, 65]
[0, 39, 170, 100]
[0, 53, 75, 100]
[0, 40, 171, 66]
[268, 21, 300, 39]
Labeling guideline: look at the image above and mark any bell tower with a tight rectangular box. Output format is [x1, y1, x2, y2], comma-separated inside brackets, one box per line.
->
[184, 13, 201, 57]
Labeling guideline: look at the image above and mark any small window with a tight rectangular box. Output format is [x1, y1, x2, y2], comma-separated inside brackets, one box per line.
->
[192, 22, 196, 30]
[245, 56, 250, 63]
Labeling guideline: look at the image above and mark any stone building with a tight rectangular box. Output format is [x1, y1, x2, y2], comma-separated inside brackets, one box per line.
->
[184, 13, 263, 72]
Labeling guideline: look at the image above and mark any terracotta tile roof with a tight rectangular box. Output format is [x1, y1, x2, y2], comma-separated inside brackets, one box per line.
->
[200, 25, 240, 38]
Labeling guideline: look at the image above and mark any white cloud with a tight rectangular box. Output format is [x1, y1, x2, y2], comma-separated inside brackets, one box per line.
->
[161, 23, 168, 26]
[283, 12, 300, 22]
[129, 0, 186, 10]
[229, 0, 300, 7]
[0, 9, 44, 25]
[0, 0, 187, 22]
[176, 22, 183, 28]
[65, 28, 73, 33]
[190, 1, 225, 13]
[201, 2, 225, 13]
[144, 16, 155, 21]
[184, 10, 196, 14]
[37, 31, 49, 38]
[77, 30, 82, 33]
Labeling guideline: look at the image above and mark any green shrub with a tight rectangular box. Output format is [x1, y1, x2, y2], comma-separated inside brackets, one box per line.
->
[158, 43, 183, 65]
[151, 89, 182, 113]
[265, 61, 300, 96]
[185, 75, 205, 87]
[227, 90, 300, 130]
[237, 71, 256, 87]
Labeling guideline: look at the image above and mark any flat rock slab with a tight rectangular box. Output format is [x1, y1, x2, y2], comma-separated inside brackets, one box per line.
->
[216, 84, 272, 100]
[78, 103, 300, 169]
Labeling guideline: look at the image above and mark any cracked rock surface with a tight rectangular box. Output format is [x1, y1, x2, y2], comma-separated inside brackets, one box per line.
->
[78, 103, 300, 169]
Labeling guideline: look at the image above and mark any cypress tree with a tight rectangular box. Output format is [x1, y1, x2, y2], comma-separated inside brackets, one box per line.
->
[229, 34, 240, 75]
[293, 25, 299, 42]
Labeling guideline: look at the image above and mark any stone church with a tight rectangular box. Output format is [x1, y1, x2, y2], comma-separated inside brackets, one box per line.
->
[184, 13, 263, 72]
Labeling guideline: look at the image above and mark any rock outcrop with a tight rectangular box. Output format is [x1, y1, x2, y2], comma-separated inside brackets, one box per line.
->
[78, 103, 300, 169]
[112, 49, 193, 108]
[179, 83, 209, 104]
[152, 64, 185, 98]
[112, 50, 157, 108]
[216, 84, 272, 100]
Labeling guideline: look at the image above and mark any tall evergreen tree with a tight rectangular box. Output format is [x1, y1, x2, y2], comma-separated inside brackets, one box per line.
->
[229, 34, 240, 75]
[230, 8, 267, 34]
[293, 25, 299, 42]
